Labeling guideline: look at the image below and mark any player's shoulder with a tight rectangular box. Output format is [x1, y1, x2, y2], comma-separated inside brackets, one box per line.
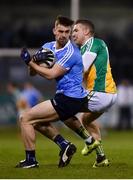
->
[65, 40, 78, 50]
[93, 38, 107, 47]
[61, 40, 80, 56]
[42, 41, 55, 49]
[70, 41, 82, 58]
[70, 40, 79, 49]
[56, 41, 81, 64]
[68, 41, 81, 55]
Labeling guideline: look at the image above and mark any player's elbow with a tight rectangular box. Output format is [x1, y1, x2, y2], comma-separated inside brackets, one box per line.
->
[45, 74, 55, 80]
[45, 71, 58, 80]
[39, 68, 59, 79]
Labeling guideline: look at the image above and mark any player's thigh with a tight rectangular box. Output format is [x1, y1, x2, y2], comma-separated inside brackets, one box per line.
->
[23, 100, 59, 124]
[76, 112, 102, 124]
[88, 91, 117, 112]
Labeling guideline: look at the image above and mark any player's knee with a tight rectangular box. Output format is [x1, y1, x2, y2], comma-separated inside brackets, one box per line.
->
[19, 112, 30, 124]
[34, 122, 49, 131]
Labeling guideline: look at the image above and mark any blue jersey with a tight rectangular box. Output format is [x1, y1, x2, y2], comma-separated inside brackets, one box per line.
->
[42, 40, 87, 98]
[20, 88, 42, 107]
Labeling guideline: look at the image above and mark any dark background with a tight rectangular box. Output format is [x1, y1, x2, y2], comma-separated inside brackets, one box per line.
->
[0, 0, 133, 83]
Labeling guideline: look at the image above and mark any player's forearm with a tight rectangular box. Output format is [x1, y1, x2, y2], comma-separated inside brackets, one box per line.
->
[29, 60, 56, 79]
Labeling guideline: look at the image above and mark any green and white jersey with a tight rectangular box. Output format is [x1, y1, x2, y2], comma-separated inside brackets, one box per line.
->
[80, 37, 116, 93]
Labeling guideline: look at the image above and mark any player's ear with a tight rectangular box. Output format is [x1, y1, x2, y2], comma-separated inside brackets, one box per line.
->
[84, 27, 90, 36]
[53, 28, 55, 34]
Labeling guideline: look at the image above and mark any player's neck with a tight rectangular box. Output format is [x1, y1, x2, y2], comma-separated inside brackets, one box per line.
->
[55, 40, 70, 50]
[82, 36, 93, 46]
[56, 43, 63, 49]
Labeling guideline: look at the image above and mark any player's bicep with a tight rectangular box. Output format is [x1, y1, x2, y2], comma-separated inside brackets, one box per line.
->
[82, 52, 97, 72]
[50, 63, 67, 78]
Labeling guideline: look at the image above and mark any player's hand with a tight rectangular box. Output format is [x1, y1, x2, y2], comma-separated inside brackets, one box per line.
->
[20, 48, 31, 65]
[32, 48, 54, 63]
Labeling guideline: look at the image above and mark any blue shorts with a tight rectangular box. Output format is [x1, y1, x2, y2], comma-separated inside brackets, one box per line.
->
[51, 93, 88, 121]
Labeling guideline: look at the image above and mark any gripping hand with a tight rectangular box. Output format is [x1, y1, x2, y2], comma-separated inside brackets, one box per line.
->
[20, 48, 31, 65]
[33, 48, 55, 63]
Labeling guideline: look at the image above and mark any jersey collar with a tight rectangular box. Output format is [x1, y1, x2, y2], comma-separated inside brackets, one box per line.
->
[81, 37, 93, 49]
[54, 40, 71, 52]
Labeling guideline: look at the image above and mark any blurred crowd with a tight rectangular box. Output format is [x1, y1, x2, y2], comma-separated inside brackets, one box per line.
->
[100, 22, 133, 83]
[98, 79, 133, 131]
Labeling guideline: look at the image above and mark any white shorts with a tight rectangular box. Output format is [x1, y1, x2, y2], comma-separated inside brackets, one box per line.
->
[87, 91, 117, 113]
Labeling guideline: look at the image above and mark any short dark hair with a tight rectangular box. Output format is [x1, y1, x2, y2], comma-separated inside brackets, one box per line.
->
[75, 19, 95, 35]
[55, 15, 74, 27]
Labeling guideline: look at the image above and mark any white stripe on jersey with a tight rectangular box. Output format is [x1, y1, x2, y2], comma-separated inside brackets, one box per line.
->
[106, 46, 109, 63]
[86, 37, 93, 52]
[58, 43, 74, 66]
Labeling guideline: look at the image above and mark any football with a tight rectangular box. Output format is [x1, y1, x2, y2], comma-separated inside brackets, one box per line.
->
[29, 48, 55, 76]
[37, 48, 55, 68]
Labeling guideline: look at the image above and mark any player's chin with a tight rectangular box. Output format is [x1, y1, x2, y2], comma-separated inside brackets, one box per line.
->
[73, 38, 78, 44]
[59, 39, 67, 46]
